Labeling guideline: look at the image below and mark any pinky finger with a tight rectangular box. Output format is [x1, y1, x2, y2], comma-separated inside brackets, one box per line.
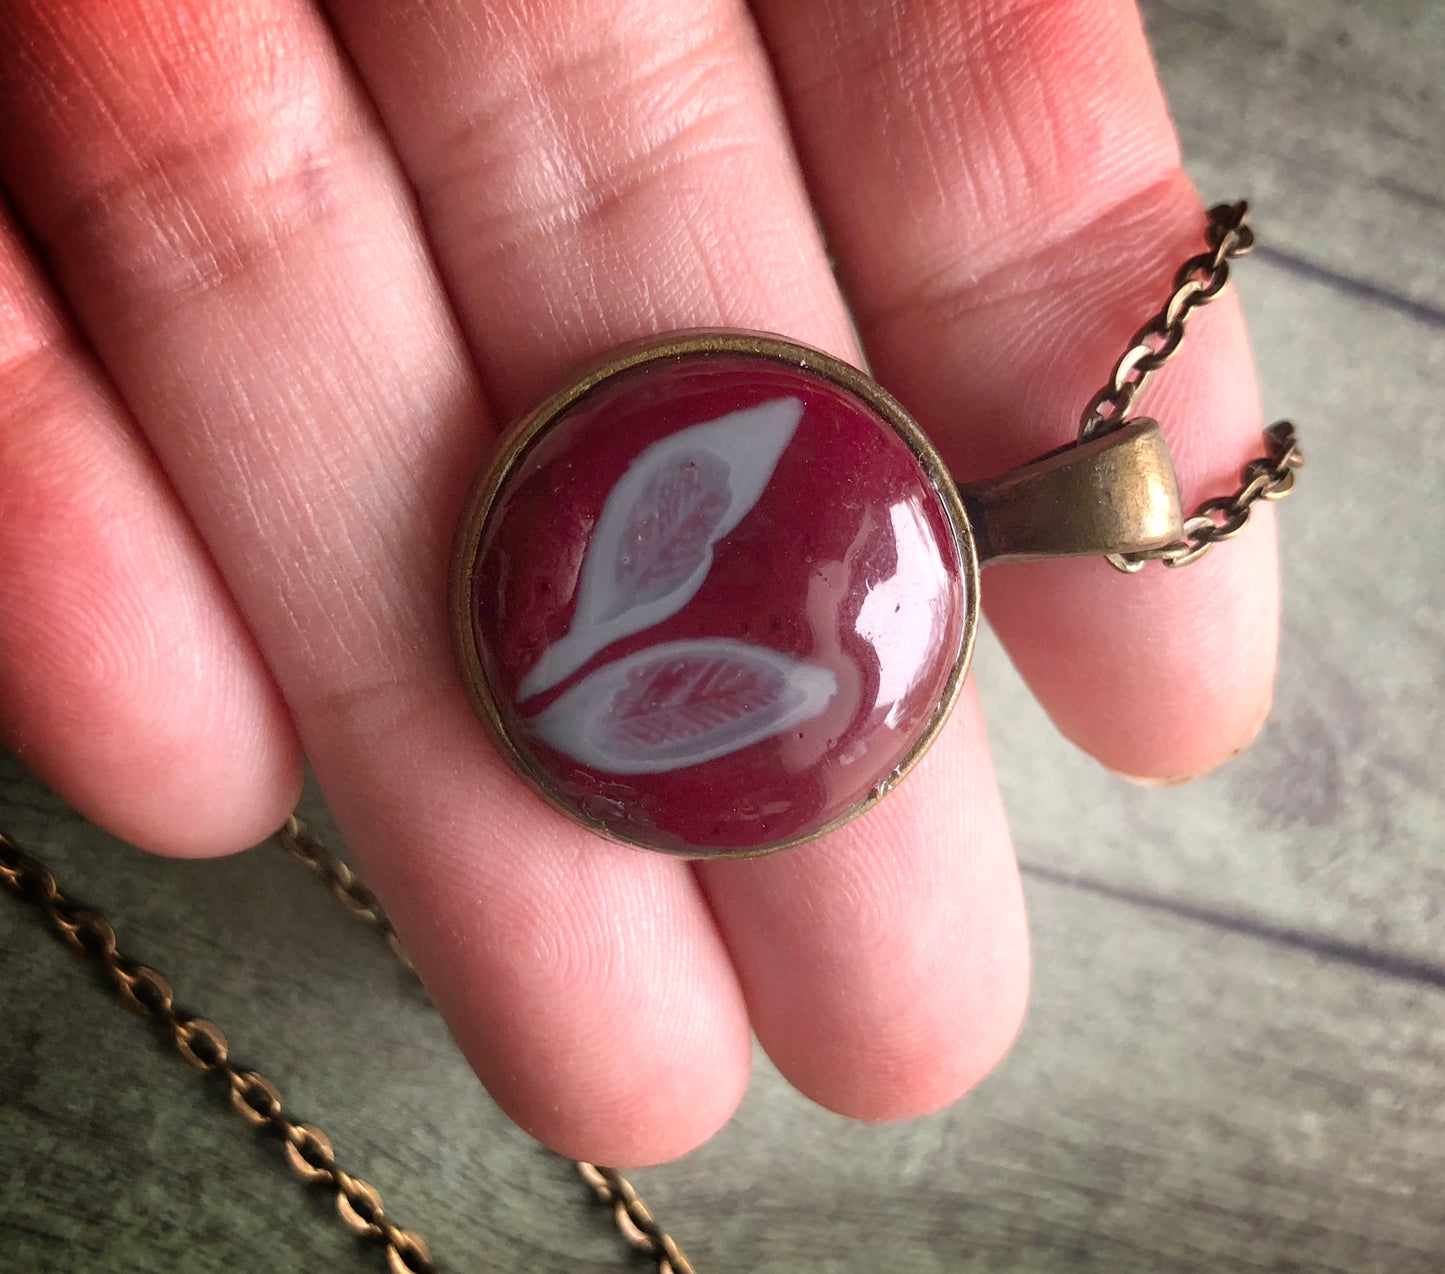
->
[0, 200, 301, 855]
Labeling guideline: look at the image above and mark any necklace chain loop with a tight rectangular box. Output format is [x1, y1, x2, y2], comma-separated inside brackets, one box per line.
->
[1079, 201, 1304, 573]
[1, 825, 694, 1274]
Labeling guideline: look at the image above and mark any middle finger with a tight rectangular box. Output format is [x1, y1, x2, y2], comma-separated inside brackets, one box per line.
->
[321, 0, 1029, 1119]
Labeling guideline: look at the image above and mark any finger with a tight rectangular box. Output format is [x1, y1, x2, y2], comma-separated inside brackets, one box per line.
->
[0, 0, 748, 1165]
[752, 0, 1279, 780]
[323, 0, 858, 404]
[698, 689, 1029, 1118]
[0, 199, 301, 855]
[323, 0, 1028, 1119]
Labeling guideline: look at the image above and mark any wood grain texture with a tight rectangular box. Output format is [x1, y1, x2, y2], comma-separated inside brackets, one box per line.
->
[2, 0, 1443, 1270]
[637, 879, 1445, 1274]
[3, 766, 1442, 1272]
[1141, 0, 1445, 310]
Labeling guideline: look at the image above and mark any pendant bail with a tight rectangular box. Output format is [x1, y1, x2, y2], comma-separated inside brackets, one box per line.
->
[957, 418, 1184, 565]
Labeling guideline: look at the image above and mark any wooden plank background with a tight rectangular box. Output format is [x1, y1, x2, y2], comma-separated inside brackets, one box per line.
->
[2, 0, 1441, 1270]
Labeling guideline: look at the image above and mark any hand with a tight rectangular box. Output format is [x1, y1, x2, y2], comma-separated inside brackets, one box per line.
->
[0, 0, 1276, 1165]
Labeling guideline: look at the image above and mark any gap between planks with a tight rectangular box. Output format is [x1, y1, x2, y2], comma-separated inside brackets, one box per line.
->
[1019, 859, 1445, 991]
[1255, 247, 1445, 330]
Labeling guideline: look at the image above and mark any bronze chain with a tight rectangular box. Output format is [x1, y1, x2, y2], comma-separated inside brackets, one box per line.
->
[1080, 200, 1305, 572]
[0, 824, 695, 1274]
[277, 816, 415, 972]
[273, 817, 697, 1274]
[0, 201, 1301, 1272]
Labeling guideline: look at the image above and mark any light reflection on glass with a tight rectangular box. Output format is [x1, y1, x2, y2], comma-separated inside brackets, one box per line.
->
[854, 498, 953, 728]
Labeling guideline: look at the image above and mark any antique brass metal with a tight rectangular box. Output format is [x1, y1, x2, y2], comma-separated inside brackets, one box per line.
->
[450, 310, 1302, 859]
[449, 329, 981, 860]
[959, 419, 1184, 564]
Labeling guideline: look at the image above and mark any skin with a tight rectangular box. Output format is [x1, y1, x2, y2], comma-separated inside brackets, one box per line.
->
[0, 0, 1277, 1166]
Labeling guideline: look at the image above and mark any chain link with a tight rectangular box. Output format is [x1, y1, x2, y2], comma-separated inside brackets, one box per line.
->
[274, 817, 696, 1271]
[1132, 420, 1304, 568]
[0, 829, 436, 1272]
[1079, 200, 1305, 572]
[1079, 200, 1253, 441]
[276, 815, 415, 972]
[576, 1162, 698, 1274]
[1, 823, 694, 1274]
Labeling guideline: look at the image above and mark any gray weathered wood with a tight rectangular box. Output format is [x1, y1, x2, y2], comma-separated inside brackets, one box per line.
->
[4, 780, 1442, 1271]
[1141, 0, 1445, 308]
[637, 878, 1445, 1274]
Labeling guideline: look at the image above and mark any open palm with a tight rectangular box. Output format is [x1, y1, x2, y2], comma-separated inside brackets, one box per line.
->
[0, 0, 1277, 1166]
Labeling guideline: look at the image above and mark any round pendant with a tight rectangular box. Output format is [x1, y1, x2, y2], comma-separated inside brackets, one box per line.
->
[452, 332, 978, 857]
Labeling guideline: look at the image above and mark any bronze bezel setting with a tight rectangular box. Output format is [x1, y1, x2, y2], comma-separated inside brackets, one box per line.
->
[450, 329, 981, 859]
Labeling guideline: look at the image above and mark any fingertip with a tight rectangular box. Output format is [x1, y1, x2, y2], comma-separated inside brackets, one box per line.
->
[0, 455, 307, 859]
[6, 659, 306, 860]
[111, 713, 306, 859]
[1113, 684, 1273, 787]
[323, 724, 757, 1169]
[770, 835, 1031, 1125]
[798, 970, 1031, 1126]
[434, 974, 754, 1169]
[994, 509, 1280, 783]
[482, 896, 754, 1169]
[701, 692, 1032, 1126]
[499, 1029, 753, 1169]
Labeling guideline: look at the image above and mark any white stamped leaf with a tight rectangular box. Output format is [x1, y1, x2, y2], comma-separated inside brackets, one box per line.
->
[516, 396, 803, 701]
[603, 448, 731, 622]
[526, 639, 836, 775]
